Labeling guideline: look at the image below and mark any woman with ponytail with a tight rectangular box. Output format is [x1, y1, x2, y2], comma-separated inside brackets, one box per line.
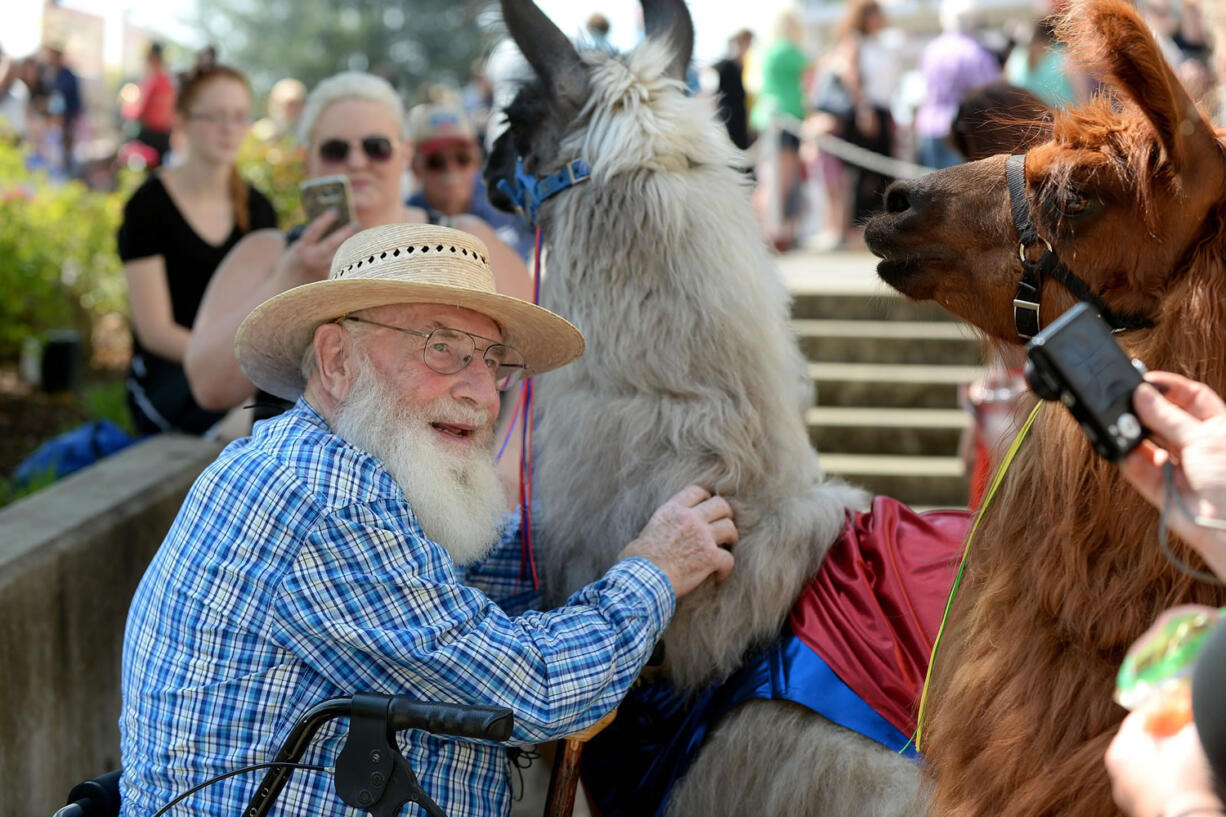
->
[118, 58, 276, 435]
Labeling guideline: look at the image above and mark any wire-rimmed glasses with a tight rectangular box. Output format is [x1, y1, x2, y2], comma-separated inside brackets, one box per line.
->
[339, 315, 526, 391]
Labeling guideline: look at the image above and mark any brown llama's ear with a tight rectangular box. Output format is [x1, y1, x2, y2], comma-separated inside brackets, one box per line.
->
[500, 0, 589, 113]
[641, 0, 694, 82]
[1062, 0, 1218, 172]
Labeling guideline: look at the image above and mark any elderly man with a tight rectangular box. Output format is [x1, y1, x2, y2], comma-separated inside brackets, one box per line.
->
[118, 223, 736, 817]
[406, 101, 535, 261]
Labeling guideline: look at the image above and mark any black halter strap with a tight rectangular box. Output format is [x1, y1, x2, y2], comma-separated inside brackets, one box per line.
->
[1005, 154, 1153, 339]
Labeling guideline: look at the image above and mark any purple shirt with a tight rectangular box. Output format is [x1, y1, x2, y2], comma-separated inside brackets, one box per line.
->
[915, 32, 1001, 139]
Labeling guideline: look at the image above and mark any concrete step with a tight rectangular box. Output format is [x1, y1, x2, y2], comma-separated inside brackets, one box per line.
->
[809, 361, 985, 409]
[793, 319, 985, 366]
[807, 406, 969, 456]
[791, 292, 956, 322]
[820, 453, 970, 508]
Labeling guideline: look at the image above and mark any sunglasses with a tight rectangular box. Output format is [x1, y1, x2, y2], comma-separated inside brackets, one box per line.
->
[424, 151, 476, 172]
[318, 136, 395, 164]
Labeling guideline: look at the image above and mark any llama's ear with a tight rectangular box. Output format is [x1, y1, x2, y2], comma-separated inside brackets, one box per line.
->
[641, 0, 694, 82]
[500, 0, 588, 112]
[1066, 0, 1217, 172]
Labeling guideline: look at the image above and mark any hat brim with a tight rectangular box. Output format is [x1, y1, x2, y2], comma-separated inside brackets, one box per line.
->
[415, 136, 477, 155]
[235, 278, 585, 401]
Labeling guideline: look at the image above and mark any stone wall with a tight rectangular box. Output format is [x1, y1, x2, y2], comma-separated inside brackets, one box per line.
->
[0, 435, 220, 817]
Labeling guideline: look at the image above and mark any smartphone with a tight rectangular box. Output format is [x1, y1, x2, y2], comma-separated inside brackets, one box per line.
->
[1024, 302, 1147, 461]
[299, 174, 354, 238]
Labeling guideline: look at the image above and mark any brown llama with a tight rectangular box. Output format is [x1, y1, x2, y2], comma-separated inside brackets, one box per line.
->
[864, 1, 1226, 815]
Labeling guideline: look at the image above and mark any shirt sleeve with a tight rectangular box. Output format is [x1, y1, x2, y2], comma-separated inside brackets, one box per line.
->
[460, 509, 542, 615]
[268, 497, 675, 744]
[117, 180, 163, 262]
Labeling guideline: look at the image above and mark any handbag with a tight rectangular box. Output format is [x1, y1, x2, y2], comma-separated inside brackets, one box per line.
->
[815, 71, 855, 122]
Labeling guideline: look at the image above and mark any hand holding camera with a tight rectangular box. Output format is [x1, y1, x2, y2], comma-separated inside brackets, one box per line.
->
[1120, 372, 1226, 580]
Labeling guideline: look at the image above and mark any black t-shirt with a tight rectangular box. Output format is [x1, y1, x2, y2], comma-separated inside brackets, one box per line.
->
[118, 174, 277, 433]
[714, 57, 750, 151]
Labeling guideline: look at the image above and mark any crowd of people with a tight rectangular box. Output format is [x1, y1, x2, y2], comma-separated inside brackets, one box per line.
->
[4, 4, 1222, 815]
[714, 0, 1223, 252]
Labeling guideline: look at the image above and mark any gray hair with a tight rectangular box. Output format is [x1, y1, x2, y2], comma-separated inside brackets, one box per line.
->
[297, 71, 406, 146]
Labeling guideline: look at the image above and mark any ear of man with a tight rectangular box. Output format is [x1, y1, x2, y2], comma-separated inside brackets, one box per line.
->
[313, 321, 357, 406]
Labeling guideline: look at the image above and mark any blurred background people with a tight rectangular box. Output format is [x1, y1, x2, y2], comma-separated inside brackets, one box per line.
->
[461, 59, 495, 149]
[0, 45, 30, 141]
[252, 77, 306, 144]
[713, 29, 755, 153]
[830, 0, 898, 244]
[119, 59, 275, 435]
[914, 0, 1001, 169]
[133, 43, 175, 167]
[406, 100, 535, 262]
[751, 10, 811, 252]
[1004, 14, 1088, 109]
[585, 13, 617, 55]
[41, 44, 81, 174]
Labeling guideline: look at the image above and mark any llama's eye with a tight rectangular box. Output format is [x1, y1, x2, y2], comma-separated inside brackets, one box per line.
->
[1059, 190, 1090, 216]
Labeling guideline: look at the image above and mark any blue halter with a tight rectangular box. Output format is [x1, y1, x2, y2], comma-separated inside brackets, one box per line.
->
[496, 156, 592, 229]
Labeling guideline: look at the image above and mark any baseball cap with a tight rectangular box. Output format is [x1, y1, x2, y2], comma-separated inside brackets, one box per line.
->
[408, 102, 477, 155]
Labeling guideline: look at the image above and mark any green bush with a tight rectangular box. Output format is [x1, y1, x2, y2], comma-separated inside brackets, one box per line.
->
[237, 135, 307, 229]
[0, 142, 136, 362]
[0, 134, 305, 366]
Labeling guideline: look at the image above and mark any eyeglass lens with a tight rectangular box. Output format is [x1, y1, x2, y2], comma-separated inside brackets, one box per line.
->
[318, 136, 394, 164]
[189, 110, 250, 127]
[423, 327, 525, 391]
[424, 151, 476, 172]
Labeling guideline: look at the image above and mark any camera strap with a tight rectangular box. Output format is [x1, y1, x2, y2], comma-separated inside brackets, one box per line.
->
[1005, 154, 1153, 339]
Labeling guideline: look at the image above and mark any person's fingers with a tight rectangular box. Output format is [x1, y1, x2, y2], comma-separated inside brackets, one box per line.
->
[709, 518, 738, 547]
[1143, 372, 1226, 422]
[668, 484, 712, 508]
[696, 494, 733, 522]
[318, 220, 357, 254]
[301, 208, 339, 244]
[709, 546, 735, 583]
[1134, 384, 1203, 450]
[1120, 440, 1169, 508]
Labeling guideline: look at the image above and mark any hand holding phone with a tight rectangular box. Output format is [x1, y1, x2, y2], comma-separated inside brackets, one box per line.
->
[300, 174, 354, 239]
[1024, 302, 1148, 461]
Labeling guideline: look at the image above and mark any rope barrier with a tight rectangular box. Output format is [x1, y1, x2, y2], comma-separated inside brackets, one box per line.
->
[759, 113, 936, 180]
[814, 132, 935, 180]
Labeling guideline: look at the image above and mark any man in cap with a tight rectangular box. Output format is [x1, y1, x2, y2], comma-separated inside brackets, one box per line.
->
[118, 223, 736, 817]
[407, 101, 536, 261]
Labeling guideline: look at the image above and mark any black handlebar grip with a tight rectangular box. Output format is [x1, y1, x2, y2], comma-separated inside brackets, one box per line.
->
[388, 697, 514, 741]
[55, 770, 122, 817]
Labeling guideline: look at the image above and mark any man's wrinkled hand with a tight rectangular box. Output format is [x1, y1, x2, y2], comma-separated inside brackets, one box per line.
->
[619, 485, 737, 599]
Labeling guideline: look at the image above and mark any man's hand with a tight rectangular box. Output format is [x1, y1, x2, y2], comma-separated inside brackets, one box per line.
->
[618, 485, 737, 599]
[1120, 371, 1226, 579]
[1105, 697, 1221, 817]
[272, 209, 356, 291]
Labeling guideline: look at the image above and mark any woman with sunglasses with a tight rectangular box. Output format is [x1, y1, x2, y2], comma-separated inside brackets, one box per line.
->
[185, 71, 531, 418]
[119, 58, 277, 435]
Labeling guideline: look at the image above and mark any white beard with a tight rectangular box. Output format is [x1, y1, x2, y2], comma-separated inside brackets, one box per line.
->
[332, 356, 507, 566]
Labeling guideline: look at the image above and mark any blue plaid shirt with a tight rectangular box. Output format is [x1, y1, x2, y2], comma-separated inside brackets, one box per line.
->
[119, 399, 674, 817]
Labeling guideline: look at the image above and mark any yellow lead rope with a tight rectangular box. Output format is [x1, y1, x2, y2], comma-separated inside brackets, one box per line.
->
[906, 400, 1044, 753]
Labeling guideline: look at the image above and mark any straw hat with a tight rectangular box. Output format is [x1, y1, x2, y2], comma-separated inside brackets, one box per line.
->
[235, 223, 584, 400]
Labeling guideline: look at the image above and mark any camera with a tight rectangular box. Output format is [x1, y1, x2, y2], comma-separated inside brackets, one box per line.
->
[1024, 302, 1148, 461]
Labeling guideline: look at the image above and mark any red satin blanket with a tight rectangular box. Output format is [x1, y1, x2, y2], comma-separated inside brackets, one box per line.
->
[789, 496, 971, 738]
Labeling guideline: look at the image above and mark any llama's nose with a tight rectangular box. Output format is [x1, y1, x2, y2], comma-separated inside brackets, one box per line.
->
[884, 180, 914, 215]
